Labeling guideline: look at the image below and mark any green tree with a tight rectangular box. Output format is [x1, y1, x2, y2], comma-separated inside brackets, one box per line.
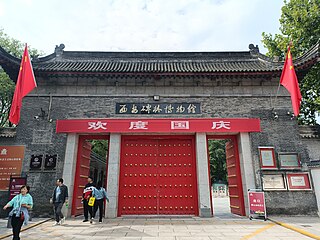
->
[261, 0, 320, 125]
[208, 140, 227, 184]
[0, 29, 42, 127]
[90, 140, 109, 159]
[0, 69, 14, 126]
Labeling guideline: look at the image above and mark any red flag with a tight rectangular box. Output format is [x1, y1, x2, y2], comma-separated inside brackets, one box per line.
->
[9, 44, 37, 125]
[280, 47, 302, 116]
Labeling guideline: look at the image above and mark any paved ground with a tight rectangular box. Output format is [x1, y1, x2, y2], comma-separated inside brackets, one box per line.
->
[1, 216, 319, 240]
[0, 198, 319, 240]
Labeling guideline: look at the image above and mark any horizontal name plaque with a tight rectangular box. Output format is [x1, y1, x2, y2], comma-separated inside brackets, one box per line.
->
[116, 103, 201, 115]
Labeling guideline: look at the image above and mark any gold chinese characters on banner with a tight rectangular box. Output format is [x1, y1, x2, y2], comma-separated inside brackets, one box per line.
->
[0, 146, 25, 190]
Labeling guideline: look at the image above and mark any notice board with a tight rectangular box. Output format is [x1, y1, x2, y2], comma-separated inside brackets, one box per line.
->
[0, 146, 25, 190]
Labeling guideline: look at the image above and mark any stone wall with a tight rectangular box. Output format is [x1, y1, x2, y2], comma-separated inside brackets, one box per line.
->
[1, 74, 317, 216]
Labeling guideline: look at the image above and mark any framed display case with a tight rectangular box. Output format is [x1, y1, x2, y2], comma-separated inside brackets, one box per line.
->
[258, 147, 277, 170]
[44, 154, 57, 170]
[286, 173, 312, 191]
[262, 174, 287, 191]
[278, 152, 301, 169]
[29, 154, 43, 170]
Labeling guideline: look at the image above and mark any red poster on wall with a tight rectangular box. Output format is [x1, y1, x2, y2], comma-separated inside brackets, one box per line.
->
[0, 146, 25, 190]
[248, 191, 266, 216]
[9, 176, 27, 200]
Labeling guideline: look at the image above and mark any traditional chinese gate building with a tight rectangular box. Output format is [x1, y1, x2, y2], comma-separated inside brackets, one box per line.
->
[0, 43, 319, 217]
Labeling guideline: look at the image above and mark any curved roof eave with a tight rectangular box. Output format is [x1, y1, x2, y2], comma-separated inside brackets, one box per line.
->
[0, 42, 318, 80]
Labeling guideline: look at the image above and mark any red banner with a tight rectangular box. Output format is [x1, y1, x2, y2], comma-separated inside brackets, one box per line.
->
[9, 45, 37, 125]
[248, 191, 266, 215]
[56, 118, 260, 133]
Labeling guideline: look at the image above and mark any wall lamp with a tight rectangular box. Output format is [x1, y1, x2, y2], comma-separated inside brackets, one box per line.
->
[287, 111, 295, 120]
[273, 112, 279, 120]
[34, 108, 52, 122]
[272, 111, 296, 121]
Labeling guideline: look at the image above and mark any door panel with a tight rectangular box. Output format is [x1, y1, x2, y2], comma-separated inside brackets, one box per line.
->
[72, 138, 92, 216]
[157, 139, 197, 215]
[226, 139, 245, 216]
[119, 139, 158, 215]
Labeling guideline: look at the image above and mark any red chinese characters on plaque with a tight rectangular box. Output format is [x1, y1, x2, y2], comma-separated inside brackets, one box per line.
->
[0, 146, 25, 190]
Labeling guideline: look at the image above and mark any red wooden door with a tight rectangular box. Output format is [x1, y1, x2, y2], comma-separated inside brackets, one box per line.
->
[157, 138, 198, 215]
[118, 136, 198, 216]
[72, 137, 92, 216]
[119, 138, 158, 215]
[225, 139, 245, 216]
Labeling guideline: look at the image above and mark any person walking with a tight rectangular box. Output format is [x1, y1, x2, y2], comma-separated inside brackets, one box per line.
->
[3, 185, 33, 240]
[92, 181, 109, 223]
[50, 178, 68, 226]
[82, 176, 95, 222]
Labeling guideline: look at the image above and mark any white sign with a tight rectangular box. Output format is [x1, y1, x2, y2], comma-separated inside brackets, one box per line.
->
[291, 176, 306, 187]
[212, 121, 231, 130]
[129, 121, 148, 130]
[171, 121, 190, 129]
[88, 121, 107, 130]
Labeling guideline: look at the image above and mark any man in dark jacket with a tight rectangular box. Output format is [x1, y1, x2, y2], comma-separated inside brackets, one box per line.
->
[50, 178, 68, 226]
[82, 176, 95, 222]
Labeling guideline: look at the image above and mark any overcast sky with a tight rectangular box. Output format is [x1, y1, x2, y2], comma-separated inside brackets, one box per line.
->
[0, 0, 284, 55]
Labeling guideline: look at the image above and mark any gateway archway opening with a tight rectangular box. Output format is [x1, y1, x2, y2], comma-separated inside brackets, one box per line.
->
[207, 136, 245, 217]
[71, 135, 109, 216]
[118, 135, 199, 216]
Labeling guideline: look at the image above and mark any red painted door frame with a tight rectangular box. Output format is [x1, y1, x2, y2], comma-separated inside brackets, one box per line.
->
[72, 135, 109, 216]
[206, 135, 246, 216]
[118, 135, 199, 216]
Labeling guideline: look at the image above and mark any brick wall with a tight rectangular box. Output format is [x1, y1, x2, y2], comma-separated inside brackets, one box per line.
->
[1, 74, 317, 216]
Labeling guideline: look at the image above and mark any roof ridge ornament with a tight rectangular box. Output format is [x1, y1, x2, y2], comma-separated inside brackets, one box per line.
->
[55, 44, 65, 56]
[248, 44, 259, 54]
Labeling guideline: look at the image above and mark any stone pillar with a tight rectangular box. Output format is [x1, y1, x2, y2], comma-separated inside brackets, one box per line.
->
[62, 133, 79, 218]
[237, 132, 256, 216]
[310, 167, 320, 217]
[106, 133, 121, 218]
[195, 133, 212, 217]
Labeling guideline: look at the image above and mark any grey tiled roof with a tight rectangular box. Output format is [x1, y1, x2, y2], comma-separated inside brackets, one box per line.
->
[307, 160, 320, 168]
[0, 43, 319, 78]
[299, 125, 320, 139]
[0, 128, 16, 138]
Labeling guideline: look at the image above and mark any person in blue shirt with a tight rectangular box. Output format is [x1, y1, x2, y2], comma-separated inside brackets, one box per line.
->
[3, 185, 33, 240]
[92, 181, 109, 223]
[50, 178, 69, 226]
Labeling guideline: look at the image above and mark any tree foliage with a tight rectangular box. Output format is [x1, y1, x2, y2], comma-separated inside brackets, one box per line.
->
[90, 140, 109, 159]
[208, 140, 227, 184]
[262, 0, 320, 125]
[0, 29, 43, 127]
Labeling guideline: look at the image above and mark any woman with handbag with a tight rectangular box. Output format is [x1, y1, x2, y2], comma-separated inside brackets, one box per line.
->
[92, 181, 109, 223]
[3, 185, 33, 240]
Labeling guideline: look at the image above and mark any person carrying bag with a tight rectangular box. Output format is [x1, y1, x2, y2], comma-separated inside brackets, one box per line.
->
[88, 196, 95, 207]
[3, 185, 33, 240]
[82, 176, 95, 222]
[92, 181, 109, 223]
